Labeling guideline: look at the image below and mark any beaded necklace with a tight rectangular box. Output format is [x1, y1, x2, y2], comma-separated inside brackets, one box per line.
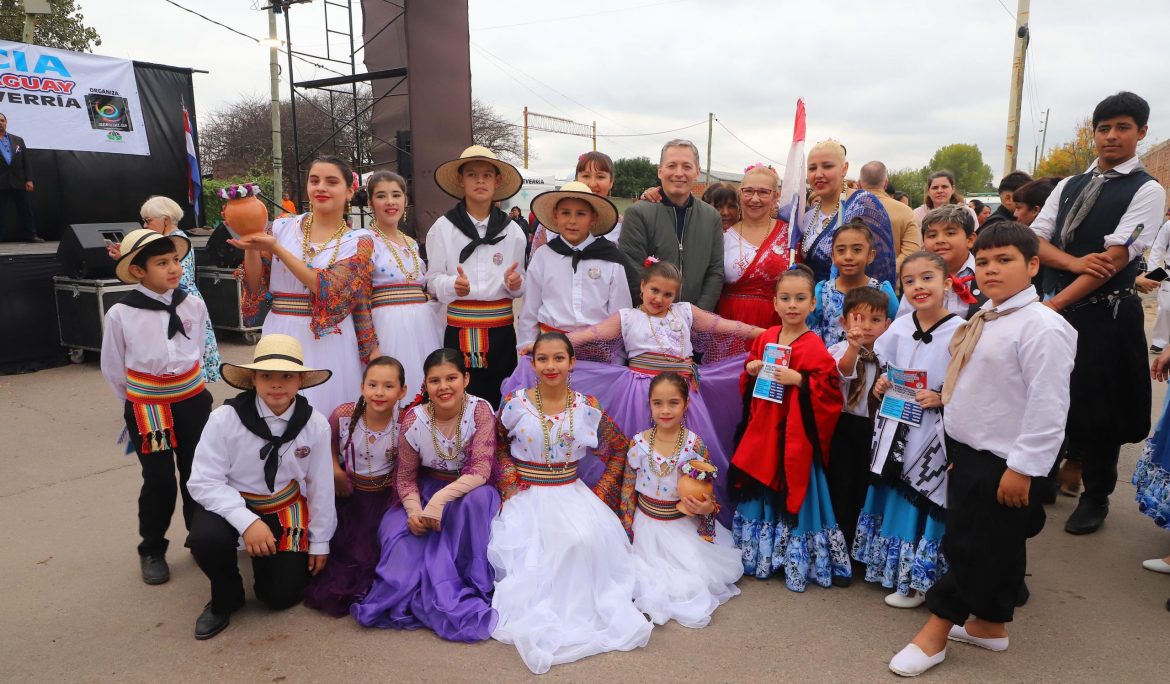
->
[300, 213, 348, 268]
[647, 426, 687, 478]
[371, 220, 422, 281]
[533, 386, 575, 473]
[428, 397, 467, 463]
[641, 306, 685, 358]
[801, 197, 839, 255]
[360, 408, 398, 488]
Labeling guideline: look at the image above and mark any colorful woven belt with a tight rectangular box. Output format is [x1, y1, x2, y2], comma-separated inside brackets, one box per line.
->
[637, 493, 684, 521]
[538, 322, 568, 335]
[349, 469, 394, 493]
[513, 458, 579, 487]
[446, 298, 514, 369]
[372, 283, 428, 308]
[422, 466, 460, 482]
[125, 363, 205, 455]
[270, 292, 313, 317]
[241, 481, 309, 552]
[628, 352, 696, 382]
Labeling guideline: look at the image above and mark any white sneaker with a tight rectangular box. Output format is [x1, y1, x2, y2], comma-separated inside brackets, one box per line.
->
[885, 591, 926, 609]
[947, 624, 1009, 652]
[1141, 558, 1170, 574]
[889, 643, 946, 677]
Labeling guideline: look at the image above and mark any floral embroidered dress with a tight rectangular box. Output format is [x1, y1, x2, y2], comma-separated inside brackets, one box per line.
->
[800, 191, 897, 285]
[1134, 391, 1170, 531]
[489, 390, 650, 675]
[808, 276, 900, 347]
[626, 429, 742, 628]
[174, 227, 220, 382]
[351, 395, 499, 642]
[240, 214, 376, 414]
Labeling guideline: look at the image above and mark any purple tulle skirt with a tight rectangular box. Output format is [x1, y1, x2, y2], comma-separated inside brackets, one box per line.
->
[303, 486, 398, 617]
[350, 474, 500, 642]
[502, 355, 747, 526]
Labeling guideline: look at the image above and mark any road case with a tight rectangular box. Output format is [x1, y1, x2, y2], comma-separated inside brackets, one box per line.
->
[196, 266, 268, 344]
[53, 276, 136, 363]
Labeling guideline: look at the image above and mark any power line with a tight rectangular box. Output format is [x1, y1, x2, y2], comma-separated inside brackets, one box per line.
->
[714, 118, 782, 167]
[994, 0, 1016, 21]
[598, 120, 707, 138]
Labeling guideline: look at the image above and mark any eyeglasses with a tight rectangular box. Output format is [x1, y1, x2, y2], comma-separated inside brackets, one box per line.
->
[740, 188, 774, 198]
[141, 216, 161, 225]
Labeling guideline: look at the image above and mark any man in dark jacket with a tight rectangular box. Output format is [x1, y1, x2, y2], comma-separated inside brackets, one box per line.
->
[619, 139, 723, 310]
[982, 170, 1032, 232]
[0, 112, 40, 242]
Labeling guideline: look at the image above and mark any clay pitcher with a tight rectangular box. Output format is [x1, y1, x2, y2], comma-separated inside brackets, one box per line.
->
[676, 459, 717, 516]
[223, 193, 268, 236]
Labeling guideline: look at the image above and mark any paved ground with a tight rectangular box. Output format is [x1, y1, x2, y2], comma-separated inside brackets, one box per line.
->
[3, 319, 1168, 683]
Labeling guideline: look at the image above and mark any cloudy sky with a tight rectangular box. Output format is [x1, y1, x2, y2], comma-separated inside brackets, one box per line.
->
[81, 0, 1168, 181]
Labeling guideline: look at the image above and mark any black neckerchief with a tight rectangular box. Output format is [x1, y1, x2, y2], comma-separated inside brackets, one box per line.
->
[118, 288, 190, 340]
[911, 311, 957, 344]
[545, 235, 625, 272]
[225, 390, 313, 492]
[445, 202, 512, 263]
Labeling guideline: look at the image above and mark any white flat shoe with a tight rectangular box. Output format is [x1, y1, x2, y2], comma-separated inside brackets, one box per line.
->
[947, 624, 1009, 652]
[885, 591, 927, 609]
[889, 643, 946, 677]
[1141, 558, 1170, 574]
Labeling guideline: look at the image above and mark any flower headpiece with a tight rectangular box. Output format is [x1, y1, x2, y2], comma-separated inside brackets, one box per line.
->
[351, 171, 360, 191]
[743, 162, 776, 174]
[216, 183, 260, 200]
[643, 255, 661, 268]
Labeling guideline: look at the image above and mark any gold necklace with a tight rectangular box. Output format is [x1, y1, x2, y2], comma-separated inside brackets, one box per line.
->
[648, 426, 687, 478]
[533, 386, 575, 473]
[429, 397, 467, 463]
[300, 213, 348, 268]
[642, 307, 685, 357]
[361, 409, 397, 488]
[371, 220, 422, 281]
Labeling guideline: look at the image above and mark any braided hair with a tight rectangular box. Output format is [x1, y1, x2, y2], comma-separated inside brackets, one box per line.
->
[343, 356, 407, 459]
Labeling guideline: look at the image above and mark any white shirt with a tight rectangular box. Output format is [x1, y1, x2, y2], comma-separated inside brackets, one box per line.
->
[1030, 157, 1165, 260]
[498, 390, 601, 464]
[620, 302, 694, 358]
[897, 253, 979, 320]
[188, 398, 337, 554]
[337, 410, 399, 477]
[100, 284, 209, 401]
[516, 234, 632, 347]
[402, 396, 491, 471]
[1146, 219, 1170, 272]
[943, 286, 1078, 477]
[722, 228, 759, 284]
[425, 212, 527, 304]
[627, 429, 705, 500]
[828, 340, 878, 418]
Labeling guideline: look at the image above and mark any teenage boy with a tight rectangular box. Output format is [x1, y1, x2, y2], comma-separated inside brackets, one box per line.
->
[426, 145, 527, 408]
[897, 204, 987, 319]
[101, 229, 213, 586]
[186, 334, 336, 639]
[982, 170, 1033, 230]
[1030, 91, 1165, 535]
[889, 222, 1076, 677]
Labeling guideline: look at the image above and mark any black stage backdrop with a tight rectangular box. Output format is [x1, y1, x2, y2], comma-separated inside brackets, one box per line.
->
[0, 61, 200, 240]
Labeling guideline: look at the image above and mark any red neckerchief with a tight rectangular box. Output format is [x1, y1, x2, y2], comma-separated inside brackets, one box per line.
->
[951, 273, 978, 304]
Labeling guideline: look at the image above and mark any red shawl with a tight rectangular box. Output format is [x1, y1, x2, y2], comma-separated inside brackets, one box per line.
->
[716, 219, 789, 329]
[730, 326, 843, 515]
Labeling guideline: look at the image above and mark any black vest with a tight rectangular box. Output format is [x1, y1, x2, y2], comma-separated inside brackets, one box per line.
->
[1043, 169, 1155, 296]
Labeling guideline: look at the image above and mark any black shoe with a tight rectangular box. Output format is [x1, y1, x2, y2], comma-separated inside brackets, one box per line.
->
[831, 574, 853, 588]
[194, 602, 231, 640]
[1152, 346, 1164, 354]
[1064, 499, 1108, 535]
[140, 554, 170, 585]
[25, 236, 45, 243]
[1016, 581, 1030, 607]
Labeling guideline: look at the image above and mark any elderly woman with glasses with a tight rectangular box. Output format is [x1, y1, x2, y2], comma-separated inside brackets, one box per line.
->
[107, 196, 221, 382]
[715, 163, 790, 329]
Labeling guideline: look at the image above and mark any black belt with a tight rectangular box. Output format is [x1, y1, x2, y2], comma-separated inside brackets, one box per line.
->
[1061, 288, 1136, 316]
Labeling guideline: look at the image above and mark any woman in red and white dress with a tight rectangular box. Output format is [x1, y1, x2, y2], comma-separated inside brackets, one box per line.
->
[716, 164, 790, 329]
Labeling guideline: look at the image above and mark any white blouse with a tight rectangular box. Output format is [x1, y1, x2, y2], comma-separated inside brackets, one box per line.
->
[269, 215, 371, 294]
[371, 233, 428, 288]
[338, 410, 400, 477]
[627, 428, 706, 500]
[403, 396, 491, 471]
[498, 390, 602, 464]
[722, 228, 759, 284]
[620, 302, 694, 358]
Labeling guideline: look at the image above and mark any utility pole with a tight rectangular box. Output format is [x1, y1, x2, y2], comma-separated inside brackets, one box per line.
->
[1002, 0, 1030, 176]
[1036, 108, 1050, 174]
[22, 0, 52, 44]
[268, 5, 283, 210]
[705, 112, 713, 185]
[591, 121, 597, 152]
[523, 106, 529, 169]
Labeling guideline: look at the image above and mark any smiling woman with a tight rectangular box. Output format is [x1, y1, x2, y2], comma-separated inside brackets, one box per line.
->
[716, 164, 789, 329]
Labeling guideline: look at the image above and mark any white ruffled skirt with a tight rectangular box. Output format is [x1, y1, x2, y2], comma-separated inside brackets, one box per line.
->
[488, 480, 652, 675]
[631, 510, 742, 628]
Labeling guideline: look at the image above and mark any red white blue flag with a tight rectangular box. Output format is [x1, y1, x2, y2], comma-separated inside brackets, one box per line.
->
[182, 105, 201, 219]
[781, 99, 806, 265]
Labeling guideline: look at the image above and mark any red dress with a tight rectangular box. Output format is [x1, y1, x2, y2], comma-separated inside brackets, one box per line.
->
[716, 220, 790, 329]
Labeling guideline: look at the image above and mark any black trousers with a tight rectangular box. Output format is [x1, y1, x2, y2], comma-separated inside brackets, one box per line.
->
[443, 323, 517, 409]
[187, 507, 310, 614]
[0, 187, 37, 239]
[926, 438, 1046, 625]
[827, 412, 873, 548]
[123, 389, 212, 556]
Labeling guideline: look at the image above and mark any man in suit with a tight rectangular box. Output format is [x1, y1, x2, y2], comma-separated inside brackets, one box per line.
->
[0, 112, 41, 242]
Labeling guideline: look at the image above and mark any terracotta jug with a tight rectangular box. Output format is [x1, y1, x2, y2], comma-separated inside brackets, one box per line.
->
[676, 459, 717, 516]
[223, 194, 268, 236]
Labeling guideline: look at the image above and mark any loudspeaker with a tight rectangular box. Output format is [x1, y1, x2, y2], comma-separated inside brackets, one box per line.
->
[56, 223, 134, 278]
[200, 222, 247, 269]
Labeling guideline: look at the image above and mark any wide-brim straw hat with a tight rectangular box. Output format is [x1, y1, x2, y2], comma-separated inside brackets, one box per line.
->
[530, 181, 619, 238]
[114, 228, 192, 284]
[434, 145, 523, 201]
[220, 333, 333, 391]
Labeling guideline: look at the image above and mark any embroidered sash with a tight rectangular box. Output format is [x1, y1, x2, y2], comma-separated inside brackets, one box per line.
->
[446, 298, 514, 369]
[372, 283, 429, 308]
[421, 466, 460, 482]
[125, 363, 205, 454]
[349, 469, 394, 492]
[512, 458, 579, 487]
[636, 493, 685, 520]
[241, 481, 309, 552]
[627, 352, 698, 388]
[270, 292, 313, 317]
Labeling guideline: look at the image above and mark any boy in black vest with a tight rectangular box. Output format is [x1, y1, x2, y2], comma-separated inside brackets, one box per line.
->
[1030, 91, 1166, 535]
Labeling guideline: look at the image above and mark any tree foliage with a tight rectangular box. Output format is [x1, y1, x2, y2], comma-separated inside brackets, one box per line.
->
[925, 143, 993, 195]
[472, 99, 523, 163]
[1036, 117, 1095, 178]
[0, 0, 101, 52]
[887, 167, 927, 207]
[612, 156, 659, 199]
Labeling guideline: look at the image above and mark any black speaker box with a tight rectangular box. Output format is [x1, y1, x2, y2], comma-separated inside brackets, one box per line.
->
[56, 223, 135, 278]
[200, 222, 249, 269]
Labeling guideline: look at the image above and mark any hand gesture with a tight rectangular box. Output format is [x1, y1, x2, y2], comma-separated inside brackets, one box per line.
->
[308, 554, 328, 576]
[106, 241, 121, 260]
[504, 262, 522, 291]
[242, 519, 277, 557]
[228, 233, 276, 252]
[775, 367, 803, 387]
[915, 388, 943, 409]
[640, 186, 663, 203]
[680, 494, 715, 516]
[406, 513, 429, 536]
[517, 344, 533, 356]
[844, 319, 866, 347]
[996, 468, 1031, 508]
[873, 376, 892, 398]
[454, 265, 471, 297]
[1068, 252, 1115, 279]
[745, 360, 764, 377]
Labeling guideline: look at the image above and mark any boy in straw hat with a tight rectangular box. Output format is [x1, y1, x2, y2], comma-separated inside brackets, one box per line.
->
[516, 181, 634, 357]
[101, 228, 213, 587]
[426, 145, 527, 408]
[186, 334, 337, 639]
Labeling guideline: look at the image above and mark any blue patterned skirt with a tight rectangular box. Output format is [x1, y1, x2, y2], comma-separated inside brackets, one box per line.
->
[1134, 392, 1170, 530]
[852, 483, 945, 596]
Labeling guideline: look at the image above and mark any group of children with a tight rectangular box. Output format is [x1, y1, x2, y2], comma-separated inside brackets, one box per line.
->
[100, 90, 1170, 678]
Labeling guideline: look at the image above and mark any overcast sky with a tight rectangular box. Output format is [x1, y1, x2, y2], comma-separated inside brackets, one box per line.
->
[81, 0, 1168, 182]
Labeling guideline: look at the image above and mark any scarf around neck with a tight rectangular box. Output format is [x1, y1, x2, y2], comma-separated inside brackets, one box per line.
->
[445, 202, 513, 263]
[1060, 160, 1148, 245]
[225, 390, 313, 492]
[546, 235, 625, 271]
[119, 288, 190, 340]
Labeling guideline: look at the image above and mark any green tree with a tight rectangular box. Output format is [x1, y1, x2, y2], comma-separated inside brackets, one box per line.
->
[612, 156, 659, 199]
[1036, 117, 1095, 178]
[925, 143, 993, 196]
[0, 0, 101, 52]
[888, 167, 927, 207]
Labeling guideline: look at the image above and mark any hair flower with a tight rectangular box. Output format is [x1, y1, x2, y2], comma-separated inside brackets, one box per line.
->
[643, 256, 661, 267]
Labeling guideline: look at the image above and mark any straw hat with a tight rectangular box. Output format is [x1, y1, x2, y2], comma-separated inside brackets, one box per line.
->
[530, 181, 619, 238]
[114, 228, 191, 284]
[434, 145, 523, 201]
[220, 334, 333, 391]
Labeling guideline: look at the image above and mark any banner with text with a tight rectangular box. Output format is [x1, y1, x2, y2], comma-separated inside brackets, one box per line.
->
[0, 41, 150, 156]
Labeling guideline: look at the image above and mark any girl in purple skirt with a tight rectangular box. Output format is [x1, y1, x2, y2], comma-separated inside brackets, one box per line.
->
[351, 348, 500, 641]
[304, 356, 407, 616]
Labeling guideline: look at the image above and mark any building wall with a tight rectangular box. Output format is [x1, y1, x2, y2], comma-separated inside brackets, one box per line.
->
[1141, 140, 1170, 208]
